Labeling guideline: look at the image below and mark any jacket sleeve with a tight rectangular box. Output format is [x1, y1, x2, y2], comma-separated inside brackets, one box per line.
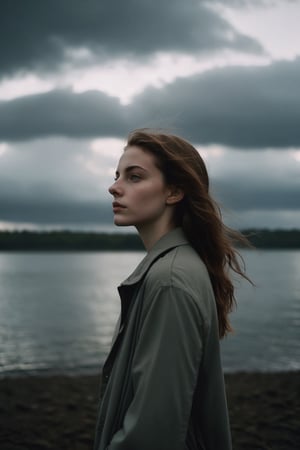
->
[107, 284, 206, 450]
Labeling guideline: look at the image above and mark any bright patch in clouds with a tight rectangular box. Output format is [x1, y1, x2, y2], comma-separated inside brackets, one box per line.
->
[290, 150, 300, 162]
[0, 74, 54, 101]
[197, 144, 225, 160]
[207, 146, 300, 180]
[71, 52, 268, 104]
[90, 138, 125, 158]
[221, 1, 300, 60]
[0, 51, 268, 104]
[76, 138, 125, 187]
[0, 221, 44, 231]
[0, 143, 8, 156]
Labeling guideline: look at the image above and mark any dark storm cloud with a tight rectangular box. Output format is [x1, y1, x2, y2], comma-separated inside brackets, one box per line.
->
[213, 179, 300, 211]
[0, 89, 127, 141]
[129, 57, 300, 148]
[0, 197, 113, 225]
[1, 0, 263, 77]
[1, 178, 298, 226]
[0, 139, 298, 228]
[1, 58, 300, 148]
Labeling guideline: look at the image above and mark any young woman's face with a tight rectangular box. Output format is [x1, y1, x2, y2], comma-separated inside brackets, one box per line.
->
[108, 146, 173, 231]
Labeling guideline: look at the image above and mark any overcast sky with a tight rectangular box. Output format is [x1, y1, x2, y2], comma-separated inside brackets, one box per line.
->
[1, 0, 299, 231]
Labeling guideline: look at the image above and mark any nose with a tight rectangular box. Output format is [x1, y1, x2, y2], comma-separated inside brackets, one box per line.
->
[108, 179, 122, 196]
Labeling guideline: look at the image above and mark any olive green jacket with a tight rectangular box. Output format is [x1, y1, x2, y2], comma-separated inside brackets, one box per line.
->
[94, 228, 232, 450]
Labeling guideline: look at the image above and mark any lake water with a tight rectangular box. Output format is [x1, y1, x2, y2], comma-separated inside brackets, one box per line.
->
[0, 250, 299, 377]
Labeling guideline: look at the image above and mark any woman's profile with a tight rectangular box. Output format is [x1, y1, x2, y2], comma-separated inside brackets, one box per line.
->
[94, 129, 250, 450]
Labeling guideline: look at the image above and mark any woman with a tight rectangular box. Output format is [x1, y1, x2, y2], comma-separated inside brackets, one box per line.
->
[94, 129, 249, 450]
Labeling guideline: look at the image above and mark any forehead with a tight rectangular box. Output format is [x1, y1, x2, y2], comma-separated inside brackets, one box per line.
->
[117, 145, 157, 170]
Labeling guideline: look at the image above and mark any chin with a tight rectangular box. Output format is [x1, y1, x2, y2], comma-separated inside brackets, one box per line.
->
[114, 218, 132, 227]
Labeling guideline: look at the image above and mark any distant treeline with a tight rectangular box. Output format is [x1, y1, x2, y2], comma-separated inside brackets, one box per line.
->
[0, 229, 299, 250]
[0, 231, 144, 251]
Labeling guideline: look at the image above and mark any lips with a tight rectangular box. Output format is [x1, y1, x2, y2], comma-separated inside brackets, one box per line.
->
[112, 202, 126, 209]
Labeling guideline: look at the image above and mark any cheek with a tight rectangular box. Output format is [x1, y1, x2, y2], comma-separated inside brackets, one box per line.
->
[136, 183, 166, 205]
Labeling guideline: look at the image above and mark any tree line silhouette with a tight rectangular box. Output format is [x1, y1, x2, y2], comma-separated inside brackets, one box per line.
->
[0, 229, 299, 250]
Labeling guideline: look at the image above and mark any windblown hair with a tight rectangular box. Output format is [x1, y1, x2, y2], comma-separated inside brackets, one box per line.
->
[127, 129, 251, 338]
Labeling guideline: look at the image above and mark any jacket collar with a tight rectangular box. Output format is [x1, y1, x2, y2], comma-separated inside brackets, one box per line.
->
[119, 227, 189, 288]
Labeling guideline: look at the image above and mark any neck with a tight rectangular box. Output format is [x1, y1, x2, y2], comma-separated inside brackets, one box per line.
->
[136, 222, 176, 252]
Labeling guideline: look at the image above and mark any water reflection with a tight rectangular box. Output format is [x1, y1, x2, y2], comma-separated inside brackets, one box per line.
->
[221, 249, 300, 372]
[0, 250, 299, 375]
[0, 251, 143, 375]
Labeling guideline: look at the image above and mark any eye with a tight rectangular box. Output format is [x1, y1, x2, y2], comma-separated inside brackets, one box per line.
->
[129, 174, 141, 182]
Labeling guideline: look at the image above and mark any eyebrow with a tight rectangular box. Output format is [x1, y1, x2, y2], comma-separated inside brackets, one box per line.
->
[115, 165, 147, 176]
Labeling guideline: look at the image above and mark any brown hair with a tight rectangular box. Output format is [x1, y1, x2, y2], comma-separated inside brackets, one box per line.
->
[127, 129, 251, 338]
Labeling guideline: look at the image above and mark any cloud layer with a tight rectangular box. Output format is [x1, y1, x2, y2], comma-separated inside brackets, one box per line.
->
[1, 0, 263, 77]
[1, 58, 300, 149]
[1, 0, 299, 229]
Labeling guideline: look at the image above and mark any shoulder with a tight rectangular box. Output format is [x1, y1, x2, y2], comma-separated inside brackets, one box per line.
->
[147, 244, 211, 292]
[144, 244, 216, 319]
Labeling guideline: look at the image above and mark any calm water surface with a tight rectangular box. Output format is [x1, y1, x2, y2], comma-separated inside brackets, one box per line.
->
[0, 250, 299, 376]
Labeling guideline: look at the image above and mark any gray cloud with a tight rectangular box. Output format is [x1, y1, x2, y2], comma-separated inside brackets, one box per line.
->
[1, 0, 298, 231]
[129, 57, 300, 148]
[0, 89, 127, 141]
[0, 137, 114, 225]
[213, 179, 300, 211]
[1, 0, 263, 78]
[1, 179, 298, 227]
[0, 136, 298, 228]
[208, 147, 300, 216]
[0, 198, 113, 225]
[1, 174, 299, 226]
[206, 0, 297, 6]
[1, 58, 300, 148]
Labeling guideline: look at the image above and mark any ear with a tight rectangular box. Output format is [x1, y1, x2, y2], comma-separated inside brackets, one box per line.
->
[166, 186, 184, 205]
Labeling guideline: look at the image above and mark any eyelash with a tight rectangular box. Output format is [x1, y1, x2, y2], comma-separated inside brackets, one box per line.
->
[114, 174, 141, 182]
[129, 174, 141, 181]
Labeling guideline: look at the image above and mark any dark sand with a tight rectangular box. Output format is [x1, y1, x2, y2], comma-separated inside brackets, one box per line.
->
[0, 371, 299, 449]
